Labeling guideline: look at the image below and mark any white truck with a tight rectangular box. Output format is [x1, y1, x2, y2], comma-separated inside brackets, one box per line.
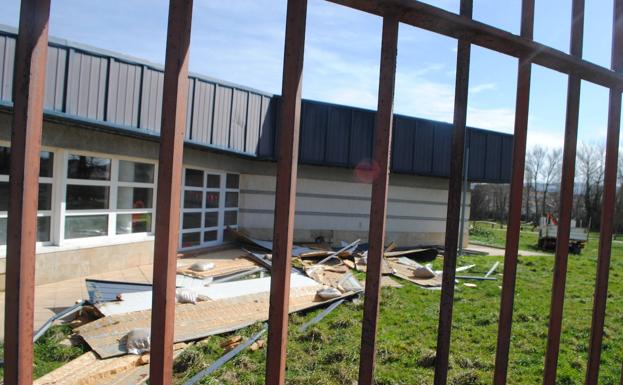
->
[538, 214, 589, 254]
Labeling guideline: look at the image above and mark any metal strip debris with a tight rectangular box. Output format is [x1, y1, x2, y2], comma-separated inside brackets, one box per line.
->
[298, 299, 346, 333]
[183, 325, 269, 385]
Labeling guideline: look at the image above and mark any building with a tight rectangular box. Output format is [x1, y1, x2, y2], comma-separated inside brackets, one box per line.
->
[0, 25, 512, 287]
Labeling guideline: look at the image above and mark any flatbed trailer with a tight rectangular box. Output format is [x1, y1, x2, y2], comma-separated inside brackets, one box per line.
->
[537, 215, 589, 254]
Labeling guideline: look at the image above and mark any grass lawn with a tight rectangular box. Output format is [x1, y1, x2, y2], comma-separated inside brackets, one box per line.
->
[168, 226, 623, 385]
[3, 225, 623, 384]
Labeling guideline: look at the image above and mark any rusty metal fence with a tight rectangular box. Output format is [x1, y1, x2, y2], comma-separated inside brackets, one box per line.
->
[3, 0, 623, 384]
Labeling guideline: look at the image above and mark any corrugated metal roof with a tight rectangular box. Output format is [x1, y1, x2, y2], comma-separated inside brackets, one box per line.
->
[0, 25, 512, 183]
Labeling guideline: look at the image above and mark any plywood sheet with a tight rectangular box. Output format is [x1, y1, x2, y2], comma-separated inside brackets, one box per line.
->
[33, 352, 142, 385]
[78, 285, 339, 358]
[177, 256, 257, 279]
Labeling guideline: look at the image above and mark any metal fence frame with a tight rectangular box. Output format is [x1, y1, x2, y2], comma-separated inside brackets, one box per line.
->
[3, 0, 623, 385]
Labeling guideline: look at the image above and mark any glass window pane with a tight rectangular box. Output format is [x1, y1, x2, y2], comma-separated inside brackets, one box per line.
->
[116, 213, 152, 234]
[37, 216, 51, 242]
[0, 182, 8, 211]
[204, 212, 218, 228]
[204, 230, 218, 242]
[38, 183, 53, 211]
[226, 173, 239, 189]
[183, 213, 202, 229]
[65, 215, 108, 239]
[117, 187, 153, 209]
[206, 192, 219, 209]
[0, 147, 9, 175]
[0, 148, 53, 177]
[185, 169, 203, 187]
[183, 190, 202, 208]
[0, 182, 53, 211]
[224, 211, 237, 226]
[119, 160, 155, 183]
[40, 151, 54, 178]
[67, 155, 111, 180]
[206, 174, 220, 188]
[225, 192, 238, 208]
[66, 185, 109, 210]
[182, 232, 200, 248]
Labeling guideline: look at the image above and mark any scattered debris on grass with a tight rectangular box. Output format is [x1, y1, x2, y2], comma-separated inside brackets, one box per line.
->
[32, 229, 498, 383]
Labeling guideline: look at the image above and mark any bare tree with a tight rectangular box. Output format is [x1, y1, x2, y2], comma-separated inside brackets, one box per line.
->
[526, 145, 546, 222]
[524, 163, 533, 220]
[539, 147, 562, 216]
[576, 142, 605, 230]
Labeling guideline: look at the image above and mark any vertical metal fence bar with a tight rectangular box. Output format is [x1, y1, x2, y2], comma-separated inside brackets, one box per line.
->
[357, 15, 399, 385]
[542, 1, 585, 384]
[3, 0, 51, 384]
[265, 1, 307, 384]
[493, 1, 535, 384]
[585, 1, 623, 383]
[149, 1, 193, 384]
[434, 1, 473, 384]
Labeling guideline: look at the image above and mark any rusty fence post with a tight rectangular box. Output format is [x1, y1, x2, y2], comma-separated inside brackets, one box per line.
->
[434, 0, 473, 384]
[265, 1, 307, 384]
[3, 0, 51, 384]
[357, 15, 399, 385]
[585, 0, 623, 383]
[149, 1, 193, 384]
[542, 1, 585, 384]
[493, 1, 535, 384]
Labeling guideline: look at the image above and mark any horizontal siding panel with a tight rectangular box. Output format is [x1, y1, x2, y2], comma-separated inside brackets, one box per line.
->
[191, 80, 215, 145]
[325, 106, 351, 166]
[212, 85, 232, 147]
[44, 46, 67, 111]
[139, 68, 163, 133]
[107, 59, 141, 127]
[392, 116, 415, 173]
[0, 35, 15, 102]
[66, 51, 107, 120]
[230, 89, 248, 152]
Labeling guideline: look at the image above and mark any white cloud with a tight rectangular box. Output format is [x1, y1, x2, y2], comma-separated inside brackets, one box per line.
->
[470, 83, 497, 94]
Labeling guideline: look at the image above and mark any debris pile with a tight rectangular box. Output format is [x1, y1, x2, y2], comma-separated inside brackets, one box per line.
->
[33, 228, 499, 384]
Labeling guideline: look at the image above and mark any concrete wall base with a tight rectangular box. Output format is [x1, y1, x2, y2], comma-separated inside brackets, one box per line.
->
[0, 241, 154, 291]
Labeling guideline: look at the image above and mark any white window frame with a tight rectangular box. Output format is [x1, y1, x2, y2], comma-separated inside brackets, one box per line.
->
[179, 168, 239, 250]
[60, 149, 157, 246]
[223, 173, 240, 230]
[0, 141, 56, 247]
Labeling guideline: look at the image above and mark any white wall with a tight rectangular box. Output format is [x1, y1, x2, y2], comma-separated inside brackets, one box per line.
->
[239, 169, 470, 246]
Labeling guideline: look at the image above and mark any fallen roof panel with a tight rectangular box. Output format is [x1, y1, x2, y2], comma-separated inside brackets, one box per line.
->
[77, 285, 351, 359]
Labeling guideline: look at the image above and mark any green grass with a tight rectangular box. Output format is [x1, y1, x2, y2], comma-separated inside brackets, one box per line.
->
[0, 324, 89, 381]
[4, 227, 623, 384]
[168, 227, 623, 384]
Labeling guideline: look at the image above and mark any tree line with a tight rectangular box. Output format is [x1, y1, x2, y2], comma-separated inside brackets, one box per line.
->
[470, 142, 623, 233]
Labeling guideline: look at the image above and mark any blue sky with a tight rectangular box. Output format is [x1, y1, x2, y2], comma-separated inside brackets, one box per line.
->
[1, 0, 619, 149]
